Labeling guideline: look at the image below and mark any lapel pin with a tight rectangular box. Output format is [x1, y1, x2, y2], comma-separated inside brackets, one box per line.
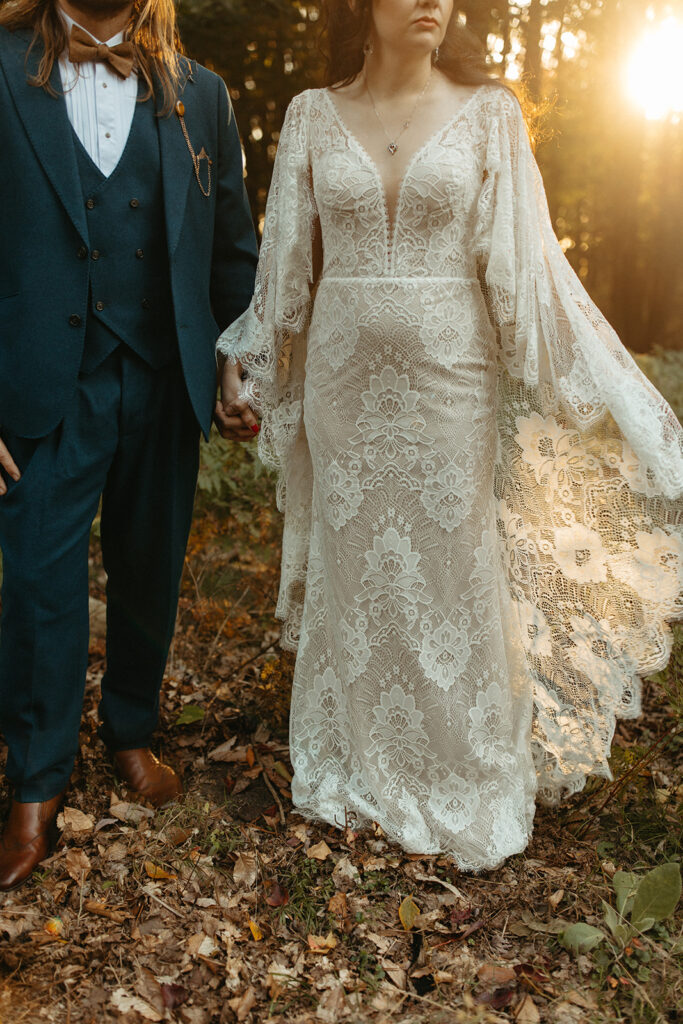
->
[175, 99, 212, 198]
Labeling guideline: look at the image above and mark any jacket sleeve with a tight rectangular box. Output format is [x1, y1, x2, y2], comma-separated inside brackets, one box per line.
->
[210, 78, 259, 333]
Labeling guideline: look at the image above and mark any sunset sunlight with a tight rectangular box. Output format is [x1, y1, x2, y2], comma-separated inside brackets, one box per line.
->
[626, 14, 683, 119]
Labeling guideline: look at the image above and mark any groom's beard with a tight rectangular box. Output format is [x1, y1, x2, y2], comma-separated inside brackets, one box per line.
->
[61, 0, 134, 18]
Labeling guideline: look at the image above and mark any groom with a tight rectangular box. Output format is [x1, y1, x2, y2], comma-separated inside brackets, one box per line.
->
[0, 0, 258, 889]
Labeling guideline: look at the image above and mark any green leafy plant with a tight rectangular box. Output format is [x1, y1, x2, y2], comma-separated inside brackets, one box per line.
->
[561, 862, 682, 955]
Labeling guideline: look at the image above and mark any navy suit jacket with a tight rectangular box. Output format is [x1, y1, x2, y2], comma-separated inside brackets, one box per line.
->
[0, 28, 258, 439]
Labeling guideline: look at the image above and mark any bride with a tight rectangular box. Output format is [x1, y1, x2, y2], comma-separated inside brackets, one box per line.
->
[216, 0, 683, 870]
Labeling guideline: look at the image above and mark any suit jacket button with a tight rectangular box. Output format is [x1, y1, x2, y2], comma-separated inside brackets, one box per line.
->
[91, 250, 101, 261]
[77, 246, 88, 259]
[129, 198, 139, 208]
[69, 313, 82, 327]
[135, 248, 144, 259]
[95, 300, 104, 311]
[141, 298, 150, 309]
[86, 198, 95, 210]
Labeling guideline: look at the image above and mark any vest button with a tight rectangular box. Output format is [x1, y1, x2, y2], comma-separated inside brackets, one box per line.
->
[95, 301, 105, 312]
[129, 198, 139, 209]
[68, 313, 81, 327]
[77, 246, 87, 260]
[141, 298, 150, 310]
[91, 250, 101, 261]
[86, 198, 95, 210]
[135, 249, 144, 259]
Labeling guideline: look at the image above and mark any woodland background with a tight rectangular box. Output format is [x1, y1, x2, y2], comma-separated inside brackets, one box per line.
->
[178, 0, 683, 355]
[0, 2, 682, 1023]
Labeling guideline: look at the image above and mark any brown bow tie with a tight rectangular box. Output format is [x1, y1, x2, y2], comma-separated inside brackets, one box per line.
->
[68, 24, 135, 79]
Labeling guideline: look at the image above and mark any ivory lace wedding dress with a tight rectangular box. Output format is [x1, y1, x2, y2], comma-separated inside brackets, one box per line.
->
[218, 84, 683, 870]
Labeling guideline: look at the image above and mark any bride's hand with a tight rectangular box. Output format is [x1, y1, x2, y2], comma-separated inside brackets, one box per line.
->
[0, 436, 20, 496]
[214, 360, 260, 442]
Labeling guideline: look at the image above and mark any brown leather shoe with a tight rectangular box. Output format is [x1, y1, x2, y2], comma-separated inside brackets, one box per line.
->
[0, 793, 64, 892]
[113, 748, 183, 808]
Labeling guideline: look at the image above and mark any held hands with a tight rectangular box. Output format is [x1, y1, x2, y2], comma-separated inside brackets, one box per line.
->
[214, 360, 260, 442]
[0, 437, 20, 497]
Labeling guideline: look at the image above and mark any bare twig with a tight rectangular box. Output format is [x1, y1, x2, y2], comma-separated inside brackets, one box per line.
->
[146, 891, 185, 919]
[575, 722, 679, 835]
[255, 752, 286, 826]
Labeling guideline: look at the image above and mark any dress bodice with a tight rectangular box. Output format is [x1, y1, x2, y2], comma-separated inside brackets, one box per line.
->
[309, 88, 488, 281]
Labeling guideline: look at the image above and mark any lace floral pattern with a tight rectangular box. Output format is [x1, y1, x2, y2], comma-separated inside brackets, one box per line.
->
[218, 85, 683, 869]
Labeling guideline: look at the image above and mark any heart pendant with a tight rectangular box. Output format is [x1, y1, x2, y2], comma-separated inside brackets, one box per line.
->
[387, 142, 398, 155]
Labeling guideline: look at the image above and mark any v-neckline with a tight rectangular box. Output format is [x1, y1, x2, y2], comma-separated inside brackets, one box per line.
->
[322, 85, 486, 267]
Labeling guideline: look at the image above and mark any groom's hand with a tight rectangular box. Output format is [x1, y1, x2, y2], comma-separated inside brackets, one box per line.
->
[214, 360, 260, 442]
[0, 437, 20, 496]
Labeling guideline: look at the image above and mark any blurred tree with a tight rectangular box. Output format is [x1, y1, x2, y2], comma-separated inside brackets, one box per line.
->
[177, 0, 323, 228]
[176, 0, 683, 352]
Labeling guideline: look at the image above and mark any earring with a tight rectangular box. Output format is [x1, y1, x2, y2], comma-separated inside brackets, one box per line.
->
[363, 39, 374, 55]
[433, 46, 440, 63]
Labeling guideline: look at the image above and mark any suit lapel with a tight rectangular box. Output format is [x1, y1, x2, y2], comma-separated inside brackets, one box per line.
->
[0, 30, 88, 243]
[157, 64, 194, 256]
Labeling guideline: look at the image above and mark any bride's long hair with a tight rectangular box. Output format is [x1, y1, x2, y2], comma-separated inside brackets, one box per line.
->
[319, 0, 540, 133]
[0, 0, 185, 114]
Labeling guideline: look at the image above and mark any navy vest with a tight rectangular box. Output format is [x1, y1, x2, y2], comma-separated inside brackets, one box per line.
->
[74, 92, 177, 373]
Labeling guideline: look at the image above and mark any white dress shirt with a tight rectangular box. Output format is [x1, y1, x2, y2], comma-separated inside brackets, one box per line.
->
[58, 11, 138, 177]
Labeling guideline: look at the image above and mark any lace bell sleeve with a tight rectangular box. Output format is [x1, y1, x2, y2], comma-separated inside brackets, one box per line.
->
[475, 88, 683, 498]
[217, 90, 320, 484]
[474, 88, 683, 804]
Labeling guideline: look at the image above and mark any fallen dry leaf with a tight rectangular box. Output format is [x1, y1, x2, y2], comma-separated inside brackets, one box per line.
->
[110, 988, 163, 1022]
[565, 988, 598, 1009]
[382, 959, 407, 989]
[362, 855, 387, 871]
[332, 856, 360, 888]
[160, 983, 189, 1010]
[514, 994, 541, 1023]
[328, 891, 348, 918]
[307, 931, 337, 953]
[228, 986, 257, 1022]
[272, 760, 292, 782]
[415, 872, 465, 899]
[317, 983, 346, 1022]
[248, 919, 264, 941]
[548, 888, 565, 910]
[65, 848, 91, 884]
[477, 963, 517, 986]
[144, 861, 177, 881]
[398, 895, 420, 931]
[208, 737, 238, 760]
[57, 807, 94, 834]
[233, 851, 258, 887]
[167, 827, 194, 846]
[187, 932, 218, 958]
[83, 900, 128, 924]
[231, 775, 253, 796]
[265, 881, 289, 907]
[109, 796, 154, 824]
[307, 839, 332, 861]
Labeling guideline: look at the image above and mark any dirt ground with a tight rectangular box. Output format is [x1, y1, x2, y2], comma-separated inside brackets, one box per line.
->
[0, 475, 681, 1024]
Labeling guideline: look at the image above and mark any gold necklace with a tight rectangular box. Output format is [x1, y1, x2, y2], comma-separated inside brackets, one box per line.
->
[365, 69, 433, 156]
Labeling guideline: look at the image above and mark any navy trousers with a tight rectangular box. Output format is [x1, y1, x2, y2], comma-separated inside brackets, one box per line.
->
[0, 347, 200, 801]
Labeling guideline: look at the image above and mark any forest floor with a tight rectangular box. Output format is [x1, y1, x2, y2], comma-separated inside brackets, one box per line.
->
[1, 349, 682, 1024]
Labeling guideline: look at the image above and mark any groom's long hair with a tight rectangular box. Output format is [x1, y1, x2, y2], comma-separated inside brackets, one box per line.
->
[0, 0, 185, 114]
